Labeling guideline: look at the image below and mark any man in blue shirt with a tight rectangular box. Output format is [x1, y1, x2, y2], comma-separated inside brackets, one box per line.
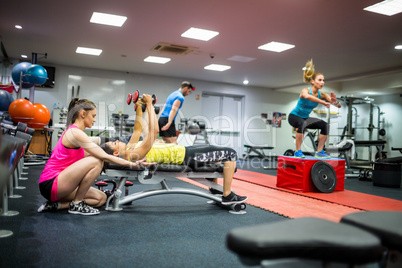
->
[158, 81, 195, 143]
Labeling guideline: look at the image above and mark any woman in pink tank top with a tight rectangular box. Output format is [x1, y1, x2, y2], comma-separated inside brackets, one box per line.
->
[38, 98, 155, 216]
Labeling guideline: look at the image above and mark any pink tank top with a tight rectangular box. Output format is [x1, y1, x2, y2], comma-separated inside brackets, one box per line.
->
[39, 125, 85, 183]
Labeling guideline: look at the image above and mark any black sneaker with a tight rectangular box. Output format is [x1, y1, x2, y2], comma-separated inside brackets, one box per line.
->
[209, 187, 223, 195]
[221, 192, 248, 205]
[37, 201, 59, 212]
[68, 201, 100, 215]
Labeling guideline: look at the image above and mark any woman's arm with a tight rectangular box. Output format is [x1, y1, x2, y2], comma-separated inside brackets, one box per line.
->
[300, 88, 330, 108]
[127, 95, 159, 161]
[63, 128, 142, 167]
[321, 91, 341, 108]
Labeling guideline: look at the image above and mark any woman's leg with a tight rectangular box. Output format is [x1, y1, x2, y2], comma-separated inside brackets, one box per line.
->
[56, 156, 105, 206]
[304, 118, 329, 152]
[295, 132, 304, 151]
[288, 114, 306, 151]
[316, 134, 328, 152]
[222, 161, 236, 197]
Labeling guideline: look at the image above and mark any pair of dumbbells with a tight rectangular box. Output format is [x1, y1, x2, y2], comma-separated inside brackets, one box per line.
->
[127, 90, 159, 114]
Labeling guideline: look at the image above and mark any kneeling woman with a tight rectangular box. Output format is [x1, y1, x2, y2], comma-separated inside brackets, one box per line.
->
[38, 97, 155, 216]
[102, 141, 247, 205]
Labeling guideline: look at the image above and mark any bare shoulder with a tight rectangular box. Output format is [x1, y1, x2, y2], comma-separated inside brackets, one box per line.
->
[300, 88, 309, 98]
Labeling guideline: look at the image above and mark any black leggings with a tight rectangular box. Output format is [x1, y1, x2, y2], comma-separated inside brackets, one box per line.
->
[183, 145, 237, 168]
[288, 113, 329, 135]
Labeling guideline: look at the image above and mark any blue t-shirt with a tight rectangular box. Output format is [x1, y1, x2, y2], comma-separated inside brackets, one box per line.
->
[290, 87, 321, 118]
[160, 89, 184, 121]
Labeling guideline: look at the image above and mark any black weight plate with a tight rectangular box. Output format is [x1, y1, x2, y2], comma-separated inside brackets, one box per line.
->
[311, 161, 337, 193]
[284, 149, 294, 156]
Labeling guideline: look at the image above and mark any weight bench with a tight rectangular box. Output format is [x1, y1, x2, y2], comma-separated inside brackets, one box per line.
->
[243, 145, 274, 160]
[102, 163, 246, 213]
[227, 211, 402, 267]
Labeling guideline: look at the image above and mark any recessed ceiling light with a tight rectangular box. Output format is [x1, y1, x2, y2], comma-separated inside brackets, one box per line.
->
[395, 45, 402, 50]
[15, 25, 22, 29]
[144, 56, 171, 64]
[21, 55, 28, 58]
[90, 12, 127, 27]
[76, 47, 102, 56]
[204, 64, 231, 71]
[243, 80, 249, 85]
[181, 27, 219, 41]
[228, 56, 256, 63]
[364, 0, 402, 16]
[258, 41, 295, 53]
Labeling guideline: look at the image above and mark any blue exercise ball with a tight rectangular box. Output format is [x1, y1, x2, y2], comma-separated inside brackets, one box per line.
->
[11, 62, 34, 88]
[26, 64, 48, 86]
[0, 90, 15, 111]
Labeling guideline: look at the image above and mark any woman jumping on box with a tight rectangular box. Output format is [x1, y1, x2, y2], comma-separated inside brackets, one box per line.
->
[288, 59, 341, 158]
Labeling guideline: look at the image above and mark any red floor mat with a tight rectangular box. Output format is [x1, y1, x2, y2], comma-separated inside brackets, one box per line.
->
[177, 177, 362, 222]
[234, 169, 402, 211]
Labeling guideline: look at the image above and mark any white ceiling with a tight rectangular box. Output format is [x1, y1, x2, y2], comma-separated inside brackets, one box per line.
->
[1, 0, 402, 94]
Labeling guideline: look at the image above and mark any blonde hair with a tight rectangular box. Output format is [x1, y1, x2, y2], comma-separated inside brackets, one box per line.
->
[303, 59, 323, 84]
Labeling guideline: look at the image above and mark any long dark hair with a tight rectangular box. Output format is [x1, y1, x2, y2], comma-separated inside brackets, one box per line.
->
[67, 98, 96, 126]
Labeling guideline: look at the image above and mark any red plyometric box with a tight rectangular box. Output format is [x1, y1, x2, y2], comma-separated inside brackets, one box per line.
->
[276, 156, 345, 192]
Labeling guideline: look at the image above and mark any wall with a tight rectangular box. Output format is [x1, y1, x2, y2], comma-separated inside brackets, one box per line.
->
[2, 61, 401, 158]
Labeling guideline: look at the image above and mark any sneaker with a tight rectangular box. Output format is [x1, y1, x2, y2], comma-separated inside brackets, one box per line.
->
[294, 150, 305, 158]
[221, 192, 248, 205]
[37, 201, 59, 213]
[315, 150, 331, 159]
[68, 201, 100, 215]
[209, 187, 223, 195]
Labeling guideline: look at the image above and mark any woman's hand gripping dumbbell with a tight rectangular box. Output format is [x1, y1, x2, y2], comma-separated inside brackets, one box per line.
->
[127, 90, 159, 114]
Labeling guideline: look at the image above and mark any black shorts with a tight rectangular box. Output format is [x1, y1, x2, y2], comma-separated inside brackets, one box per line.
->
[288, 113, 329, 135]
[183, 145, 238, 168]
[158, 117, 177, 137]
[39, 177, 56, 201]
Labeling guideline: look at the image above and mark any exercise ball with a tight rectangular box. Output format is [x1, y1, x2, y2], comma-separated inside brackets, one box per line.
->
[28, 103, 51, 129]
[26, 64, 48, 86]
[11, 62, 34, 88]
[0, 90, 14, 111]
[188, 122, 200, 135]
[8, 99, 35, 123]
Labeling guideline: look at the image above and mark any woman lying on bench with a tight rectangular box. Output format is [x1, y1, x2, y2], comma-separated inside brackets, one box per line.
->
[101, 96, 247, 205]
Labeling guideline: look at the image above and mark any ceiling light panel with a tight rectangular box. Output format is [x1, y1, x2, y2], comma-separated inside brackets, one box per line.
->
[144, 56, 171, 64]
[76, 47, 102, 56]
[204, 64, 231, 71]
[181, 27, 219, 41]
[364, 0, 402, 16]
[90, 12, 127, 27]
[258, 41, 295, 52]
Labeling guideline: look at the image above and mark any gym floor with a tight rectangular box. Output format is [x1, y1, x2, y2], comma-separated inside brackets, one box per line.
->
[1, 158, 401, 267]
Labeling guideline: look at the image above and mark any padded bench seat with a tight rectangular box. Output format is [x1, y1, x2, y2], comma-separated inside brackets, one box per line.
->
[105, 163, 226, 173]
[341, 211, 402, 252]
[226, 217, 384, 266]
[243, 145, 274, 160]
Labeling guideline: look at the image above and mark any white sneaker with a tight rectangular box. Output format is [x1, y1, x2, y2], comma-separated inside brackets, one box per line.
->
[68, 201, 100, 215]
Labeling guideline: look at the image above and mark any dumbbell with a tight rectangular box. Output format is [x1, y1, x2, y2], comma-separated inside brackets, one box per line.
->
[125, 181, 134, 196]
[95, 180, 108, 191]
[127, 90, 157, 112]
[1, 121, 35, 136]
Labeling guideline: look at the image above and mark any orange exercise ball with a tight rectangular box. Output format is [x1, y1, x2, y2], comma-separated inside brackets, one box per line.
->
[8, 98, 35, 123]
[28, 103, 51, 129]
